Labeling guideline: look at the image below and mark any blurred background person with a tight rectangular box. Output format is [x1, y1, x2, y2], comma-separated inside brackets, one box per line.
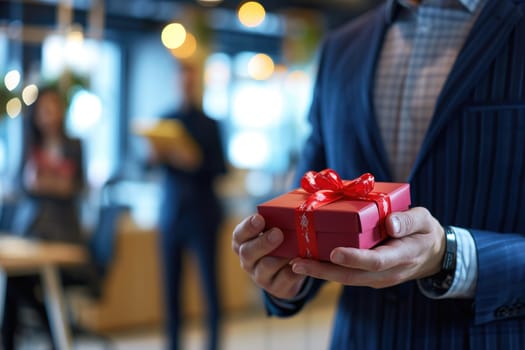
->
[2, 86, 87, 349]
[148, 62, 227, 350]
[12, 86, 84, 242]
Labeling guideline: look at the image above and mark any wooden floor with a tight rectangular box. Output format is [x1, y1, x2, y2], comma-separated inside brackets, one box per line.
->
[18, 301, 336, 350]
[111, 305, 334, 350]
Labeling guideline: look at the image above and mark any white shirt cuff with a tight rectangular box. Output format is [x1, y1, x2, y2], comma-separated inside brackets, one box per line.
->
[418, 226, 478, 299]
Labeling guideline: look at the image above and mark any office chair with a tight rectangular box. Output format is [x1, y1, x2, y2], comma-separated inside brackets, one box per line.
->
[67, 178, 128, 346]
[0, 201, 17, 231]
[88, 180, 127, 289]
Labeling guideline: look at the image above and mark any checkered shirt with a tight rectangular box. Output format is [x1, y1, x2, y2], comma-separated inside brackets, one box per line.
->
[374, 0, 485, 181]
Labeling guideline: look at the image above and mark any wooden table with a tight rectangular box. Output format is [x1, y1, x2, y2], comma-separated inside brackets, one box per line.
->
[0, 236, 87, 350]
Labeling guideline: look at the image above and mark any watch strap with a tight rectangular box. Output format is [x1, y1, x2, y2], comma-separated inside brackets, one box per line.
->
[420, 226, 457, 294]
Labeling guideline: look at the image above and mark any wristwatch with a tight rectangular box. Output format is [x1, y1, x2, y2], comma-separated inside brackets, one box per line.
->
[422, 226, 457, 293]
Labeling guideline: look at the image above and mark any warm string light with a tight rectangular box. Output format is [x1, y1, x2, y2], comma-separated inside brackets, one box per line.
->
[3, 70, 40, 118]
[238, 1, 266, 27]
[6, 98, 22, 118]
[22, 84, 39, 106]
[170, 32, 197, 59]
[4, 70, 21, 91]
[161, 22, 187, 49]
[248, 53, 274, 80]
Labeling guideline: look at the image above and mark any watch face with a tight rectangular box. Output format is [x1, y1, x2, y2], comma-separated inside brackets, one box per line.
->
[436, 272, 454, 290]
[422, 271, 454, 295]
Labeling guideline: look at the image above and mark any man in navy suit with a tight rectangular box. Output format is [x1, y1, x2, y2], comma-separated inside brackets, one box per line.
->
[233, 0, 525, 348]
[151, 63, 226, 350]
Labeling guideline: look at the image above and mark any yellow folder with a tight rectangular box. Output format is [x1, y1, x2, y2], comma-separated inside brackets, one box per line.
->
[132, 119, 200, 155]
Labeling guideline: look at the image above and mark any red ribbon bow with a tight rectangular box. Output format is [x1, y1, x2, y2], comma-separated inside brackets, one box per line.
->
[294, 169, 391, 259]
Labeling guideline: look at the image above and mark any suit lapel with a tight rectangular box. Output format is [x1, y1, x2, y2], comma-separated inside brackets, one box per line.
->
[409, 0, 525, 180]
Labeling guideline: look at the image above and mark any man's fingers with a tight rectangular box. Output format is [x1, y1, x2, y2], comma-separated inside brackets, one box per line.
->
[238, 228, 284, 273]
[329, 238, 417, 272]
[232, 214, 266, 254]
[253, 257, 305, 298]
[268, 266, 307, 299]
[386, 207, 436, 238]
[291, 258, 409, 289]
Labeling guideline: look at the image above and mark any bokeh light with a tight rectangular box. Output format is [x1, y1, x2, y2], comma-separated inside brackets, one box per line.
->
[66, 26, 84, 45]
[228, 131, 270, 169]
[238, 1, 266, 28]
[248, 53, 274, 80]
[68, 90, 102, 132]
[170, 32, 197, 59]
[64, 25, 85, 68]
[203, 53, 232, 120]
[231, 82, 283, 127]
[22, 84, 39, 106]
[285, 69, 309, 86]
[4, 70, 20, 91]
[205, 53, 231, 86]
[6, 97, 22, 118]
[161, 23, 187, 49]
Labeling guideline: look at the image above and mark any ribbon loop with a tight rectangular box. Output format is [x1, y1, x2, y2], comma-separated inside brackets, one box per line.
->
[294, 170, 391, 259]
[342, 173, 375, 197]
[300, 169, 343, 193]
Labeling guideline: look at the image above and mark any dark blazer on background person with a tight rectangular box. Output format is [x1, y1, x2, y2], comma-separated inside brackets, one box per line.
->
[159, 105, 226, 230]
[265, 0, 525, 348]
[12, 137, 85, 244]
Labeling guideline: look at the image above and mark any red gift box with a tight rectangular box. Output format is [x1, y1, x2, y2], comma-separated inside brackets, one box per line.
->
[257, 171, 411, 261]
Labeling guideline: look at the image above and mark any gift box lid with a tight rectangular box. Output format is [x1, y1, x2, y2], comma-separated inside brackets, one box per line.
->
[257, 182, 410, 234]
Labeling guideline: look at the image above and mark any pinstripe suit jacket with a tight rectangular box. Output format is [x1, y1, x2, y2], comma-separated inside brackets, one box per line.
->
[265, 0, 525, 348]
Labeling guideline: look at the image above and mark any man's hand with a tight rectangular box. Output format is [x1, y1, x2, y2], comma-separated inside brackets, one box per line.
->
[289, 207, 446, 289]
[149, 140, 202, 171]
[232, 214, 306, 299]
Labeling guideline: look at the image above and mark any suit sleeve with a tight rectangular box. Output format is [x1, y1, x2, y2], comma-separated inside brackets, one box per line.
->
[264, 278, 325, 317]
[471, 229, 525, 325]
[263, 37, 330, 317]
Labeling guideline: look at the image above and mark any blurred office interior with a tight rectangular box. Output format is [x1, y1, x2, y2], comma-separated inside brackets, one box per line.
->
[0, 0, 381, 348]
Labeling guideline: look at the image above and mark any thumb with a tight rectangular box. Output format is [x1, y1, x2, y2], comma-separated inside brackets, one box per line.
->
[385, 207, 432, 238]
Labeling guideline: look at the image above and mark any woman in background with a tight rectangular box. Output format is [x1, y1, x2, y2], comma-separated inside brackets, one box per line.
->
[13, 86, 84, 242]
[2, 86, 85, 349]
